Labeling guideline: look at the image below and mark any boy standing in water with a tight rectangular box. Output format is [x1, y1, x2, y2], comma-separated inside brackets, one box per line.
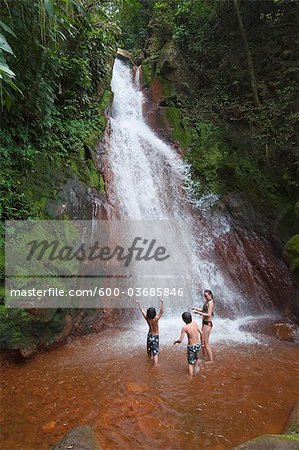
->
[136, 300, 164, 366]
[174, 312, 202, 378]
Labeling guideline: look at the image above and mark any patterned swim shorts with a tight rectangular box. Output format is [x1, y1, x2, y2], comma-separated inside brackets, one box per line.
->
[147, 333, 159, 356]
[187, 343, 201, 365]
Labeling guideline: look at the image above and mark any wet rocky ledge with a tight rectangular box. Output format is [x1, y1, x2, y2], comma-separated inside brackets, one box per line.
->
[51, 425, 101, 450]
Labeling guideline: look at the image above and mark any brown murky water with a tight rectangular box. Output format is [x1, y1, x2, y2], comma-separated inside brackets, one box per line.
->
[1, 325, 298, 450]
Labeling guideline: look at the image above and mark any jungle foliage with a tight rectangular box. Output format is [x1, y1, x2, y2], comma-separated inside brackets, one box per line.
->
[129, 1, 298, 224]
[0, 0, 121, 221]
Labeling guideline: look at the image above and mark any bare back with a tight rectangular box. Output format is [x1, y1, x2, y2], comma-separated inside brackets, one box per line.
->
[147, 318, 159, 335]
[184, 321, 201, 345]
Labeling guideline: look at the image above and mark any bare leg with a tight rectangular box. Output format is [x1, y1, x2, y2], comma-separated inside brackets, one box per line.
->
[203, 325, 213, 362]
[194, 358, 202, 374]
[153, 355, 159, 366]
[188, 363, 194, 378]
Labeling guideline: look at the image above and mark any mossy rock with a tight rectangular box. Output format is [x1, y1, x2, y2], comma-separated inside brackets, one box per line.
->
[0, 305, 69, 351]
[99, 89, 113, 114]
[165, 106, 191, 149]
[233, 434, 299, 449]
[20, 154, 72, 219]
[141, 60, 154, 86]
[84, 131, 101, 150]
[159, 74, 176, 98]
[159, 40, 179, 82]
[285, 234, 299, 282]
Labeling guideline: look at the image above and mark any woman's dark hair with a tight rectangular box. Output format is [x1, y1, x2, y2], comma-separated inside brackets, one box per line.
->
[146, 307, 156, 319]
[204, 289, 214, 300]
[182, 311, 192, 324]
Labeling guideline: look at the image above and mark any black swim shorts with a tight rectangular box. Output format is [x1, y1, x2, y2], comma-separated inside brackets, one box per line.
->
[147, 333, 159, 356]
[187, 343, 201, 364]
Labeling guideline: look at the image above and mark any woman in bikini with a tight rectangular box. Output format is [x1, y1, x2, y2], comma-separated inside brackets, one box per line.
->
[192, 289, 214, 363]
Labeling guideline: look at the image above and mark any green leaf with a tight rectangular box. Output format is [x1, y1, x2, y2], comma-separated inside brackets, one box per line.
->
[6, 79, 23, 96]
[0, 33, 14, 55]
[4, 93, 12, 111]
[0, 20, 16, 38]
[0, 62, 15, 78]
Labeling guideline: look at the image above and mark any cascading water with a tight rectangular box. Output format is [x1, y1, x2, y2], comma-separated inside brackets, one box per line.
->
[103, 58, 279, 343]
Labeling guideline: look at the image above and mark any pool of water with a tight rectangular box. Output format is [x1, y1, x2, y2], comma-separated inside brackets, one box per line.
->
[1, 320, 298, 450]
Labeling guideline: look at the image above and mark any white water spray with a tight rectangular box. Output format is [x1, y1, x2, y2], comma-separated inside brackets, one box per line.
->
[104, 58, 273, 342]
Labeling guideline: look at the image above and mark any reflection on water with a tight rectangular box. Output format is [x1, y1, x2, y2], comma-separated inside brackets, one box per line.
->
[1, 326, 298, 450]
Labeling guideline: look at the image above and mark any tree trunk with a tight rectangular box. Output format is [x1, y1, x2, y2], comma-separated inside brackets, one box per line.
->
[233, 0, 260, 107]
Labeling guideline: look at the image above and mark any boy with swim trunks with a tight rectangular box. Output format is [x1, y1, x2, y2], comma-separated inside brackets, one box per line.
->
[174, 311, 202, 378]
[136, 300, 164, 366]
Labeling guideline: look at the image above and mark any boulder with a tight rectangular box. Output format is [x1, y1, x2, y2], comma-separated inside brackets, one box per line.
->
[284, 401, 299, 434]
[20, 344, 37, 358]
[116, 48, 134, 64]
[233, 435, 299, 449]
[239, 318, 298, 342]
[51, 425, 101, 450]
[272, 321, 298, 342]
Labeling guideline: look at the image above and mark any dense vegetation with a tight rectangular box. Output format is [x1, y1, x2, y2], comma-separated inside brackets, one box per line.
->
[134, 1, 298, 224]
[0, 0, 121, 222]
[0, 0, 122, 350]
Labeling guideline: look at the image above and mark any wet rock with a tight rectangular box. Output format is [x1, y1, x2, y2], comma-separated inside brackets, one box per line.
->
[159, 41, 179, 82]
[215, 193, 299, 318]
[20, 344, 38, 358]
[51, 425, 101, 450]
[284, 401, 299, 434]
[49, 178, 109, 221]
[273, 321, 298, 342]
[239, 318, 298, 342]
[135, 50, 146, 66]
[116, 48, 134, 64]
[39, 313, 73, 351]
[70, 309, 121, 336]
[233, 435, 299, 449]
[239, 318, 276, 335]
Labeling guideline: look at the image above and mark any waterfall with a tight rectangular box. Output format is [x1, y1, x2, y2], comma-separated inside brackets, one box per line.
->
[103, 58, 279, 331]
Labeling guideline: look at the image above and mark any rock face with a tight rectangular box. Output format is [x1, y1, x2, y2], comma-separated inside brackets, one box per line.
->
[159, 41, 180, 82]
[239, 318, 298, 342]
[215, 193, 299, 318]
[233, 435, 299, 449]
[142, 50, 299, 319]
[49, 179, 110, 221]
[51, 425, 101, 450]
